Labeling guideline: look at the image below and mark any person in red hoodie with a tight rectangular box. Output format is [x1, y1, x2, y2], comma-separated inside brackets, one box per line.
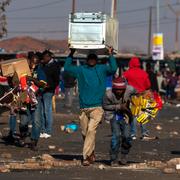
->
[123, 57, 151, 93]
[123, 57, 151, 140]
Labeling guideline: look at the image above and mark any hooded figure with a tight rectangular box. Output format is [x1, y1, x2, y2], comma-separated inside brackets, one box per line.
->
[123, 57, 151, 93]
[123, 57, 151, 140]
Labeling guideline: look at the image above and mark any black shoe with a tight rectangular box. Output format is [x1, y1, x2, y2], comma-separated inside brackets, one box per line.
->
[131, 135, 137, 140]
[2, 133, 15, 144]
[18, 138, 26, 147]
[110, 160, 119, 167]
[120, 154, 128, 165]
[29, 139, 38, 151]
[82, 159, 91, 166]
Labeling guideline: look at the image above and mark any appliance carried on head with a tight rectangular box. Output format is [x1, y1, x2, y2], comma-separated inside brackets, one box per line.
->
[68, 0, 119, 53]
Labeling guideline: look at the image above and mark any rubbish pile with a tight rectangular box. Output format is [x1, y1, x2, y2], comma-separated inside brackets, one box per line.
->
[0, 154, 81, 173]
[1, 153, 180, 174]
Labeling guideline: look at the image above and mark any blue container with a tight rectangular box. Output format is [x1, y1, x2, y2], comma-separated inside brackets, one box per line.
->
[64, 123, 78, 132]
[116, 114, 124, 121]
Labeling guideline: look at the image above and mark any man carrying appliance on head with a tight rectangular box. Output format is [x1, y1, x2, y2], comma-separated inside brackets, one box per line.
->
[64, 47, 117, 166]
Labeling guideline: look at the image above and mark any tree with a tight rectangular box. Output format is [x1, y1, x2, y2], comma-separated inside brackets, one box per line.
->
[0, 0, 11, 38]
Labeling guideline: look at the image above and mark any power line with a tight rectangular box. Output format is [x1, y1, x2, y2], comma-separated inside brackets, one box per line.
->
[120, 19, 176, 29]
[7, 16, 67, 20]
[117, 7, 148, 14]
[6, 1, 180, 19]
[7, 1, 180, 15]
[8, 0, 67, 13]
[8, 18, 176, 33]
[117, 2, 180, 15]
[120, 17, 171, 27]
[8, 30, 68, 34]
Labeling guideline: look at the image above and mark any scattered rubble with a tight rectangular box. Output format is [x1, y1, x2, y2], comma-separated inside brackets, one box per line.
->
[41, 154, 55, 162]
[58, 148, 64, 153]
[163, 167, 176, 174]
[48, 145, 56, 150]
[156, 125, 162, 131]
[176, 164, 180, 170]
[98, 164, 105, 170]
[143, 152, 158, 156]
[3, 127, 10, 131]
[0, 165, 10, 173]
[0, 154, 180, 174]
[169, 120, 174, 123]
[1, 153, 12, 159]
[146, 161, 166, 169]
[174, 116, 180, 120]
[166, 158, 180, 167]
[170, 131, 179, 136]
[0, 154, 81, 173]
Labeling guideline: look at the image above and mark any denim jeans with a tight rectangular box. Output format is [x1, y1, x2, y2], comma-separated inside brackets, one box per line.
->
[110, 116, 132, 161]
[65, 87, 74, 107]
[19, 107, 35, 138]
[41, 92, 54, 134]
[9, 115, 16, 134]
[31, 96, 43, 141]
[130, 118, 149, 136]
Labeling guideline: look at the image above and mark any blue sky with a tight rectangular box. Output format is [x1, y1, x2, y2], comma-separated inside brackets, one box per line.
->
[4, 0, 180, 52]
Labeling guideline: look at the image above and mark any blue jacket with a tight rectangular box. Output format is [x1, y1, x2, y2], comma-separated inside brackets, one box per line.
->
[64, 56, 117, 108]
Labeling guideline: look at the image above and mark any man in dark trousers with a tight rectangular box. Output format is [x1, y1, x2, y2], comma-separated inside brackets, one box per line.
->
[103, 77, 135, 166]
[39, 50, 61, 139]
[146, 63, 159, 93]
[63, 70, 76, 110]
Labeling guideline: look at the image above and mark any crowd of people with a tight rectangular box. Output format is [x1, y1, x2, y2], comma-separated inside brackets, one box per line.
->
[0, 47, 179, 167]
[158, 70, 180, 101]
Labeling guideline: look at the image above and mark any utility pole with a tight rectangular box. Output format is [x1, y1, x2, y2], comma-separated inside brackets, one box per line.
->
[156, 0, 160, 33]
[176, 15, 179, 51]
[111, 0, 117, 18]
[148, 6, 152, 56]
[72, 0, 76, 14]
[167, 3, 180, 52]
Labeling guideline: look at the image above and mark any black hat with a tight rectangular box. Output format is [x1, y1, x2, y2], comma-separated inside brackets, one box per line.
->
[42, 50, 54, 57]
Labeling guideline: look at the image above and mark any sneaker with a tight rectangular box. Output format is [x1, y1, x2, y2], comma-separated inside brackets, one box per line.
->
[110, 160, 119, 167]
[29, 139, 38, 151]
[131, 135, 137, 140]
[120, 154, 128, 165]
[44, 133, 51, 139]
[18, 139, 26, 147]
[40, 133, 46, 138]
[2, 133, 15, 144]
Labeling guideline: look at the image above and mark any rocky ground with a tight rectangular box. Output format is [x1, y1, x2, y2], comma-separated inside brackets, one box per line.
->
[0, 97, 180, 180]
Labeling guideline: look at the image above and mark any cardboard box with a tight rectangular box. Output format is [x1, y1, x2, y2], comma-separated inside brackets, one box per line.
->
[0, 58, 31, 78]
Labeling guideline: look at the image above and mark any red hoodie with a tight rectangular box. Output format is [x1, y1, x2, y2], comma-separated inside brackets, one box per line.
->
[123, 57, 151, 93]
